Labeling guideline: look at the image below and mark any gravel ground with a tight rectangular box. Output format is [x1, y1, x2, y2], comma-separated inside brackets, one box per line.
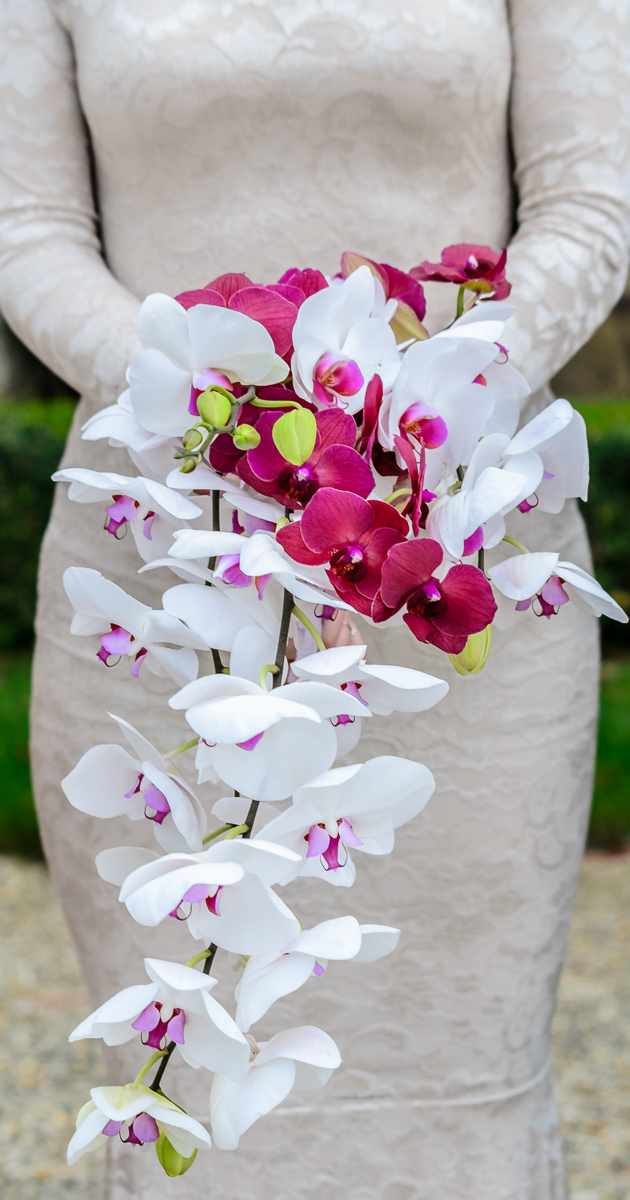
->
[1, 854, 628, 1200]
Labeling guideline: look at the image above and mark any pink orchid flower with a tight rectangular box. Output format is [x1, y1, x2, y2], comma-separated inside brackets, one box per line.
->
[237, 407, 373, 510]
[411, 244, 511, 300]
[176, 272, 299, 358]
[276, 489, 408, 616]
[374, 538, 497, 653]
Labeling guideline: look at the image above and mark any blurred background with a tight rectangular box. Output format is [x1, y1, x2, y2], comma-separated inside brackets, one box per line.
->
[0, 300, 629, 1200]
[1, 297, 628, 861]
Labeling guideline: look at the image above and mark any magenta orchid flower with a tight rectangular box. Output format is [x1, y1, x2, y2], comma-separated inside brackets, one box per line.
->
[237, 407, 373, 510]
[276, 489, 409, 616]
[375, 538, 497, 653]
[411, 243, 511, 300]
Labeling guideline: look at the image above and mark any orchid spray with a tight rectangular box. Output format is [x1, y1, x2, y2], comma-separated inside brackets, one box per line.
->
[58, 248, 626, 1175]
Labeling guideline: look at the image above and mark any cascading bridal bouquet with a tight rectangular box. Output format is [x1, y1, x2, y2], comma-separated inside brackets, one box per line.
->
[57, 247, 627, 1176]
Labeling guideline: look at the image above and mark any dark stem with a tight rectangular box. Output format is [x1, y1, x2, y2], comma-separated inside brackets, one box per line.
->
[242, 798, 259, 839]
[150, 1043, 175, 1092]
[202, 942, 218, 976]
[456, 465, 465, 482]
[477, 546, 485, 575]
[208, 489, 221, 572]
[272, 588, 294, 689]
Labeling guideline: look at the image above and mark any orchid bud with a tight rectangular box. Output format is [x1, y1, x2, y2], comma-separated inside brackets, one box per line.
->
[179, 456, 201, 473]
[272, 407, 317, 466]
[449, 626, 492, 676]
[232, 424, 260, 451]
[182, 428, 204, 451]
[196, 388, 232, 428]
[155, 1131, 197, 1177]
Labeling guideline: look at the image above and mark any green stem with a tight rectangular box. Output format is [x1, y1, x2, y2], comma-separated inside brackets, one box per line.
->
[273, 589, 295, 686]
[224, 824, 248, 840]
[292, 605, 326, 652]
[133, 1050, 167, 1089]
[502, 535, 530, 554]
[456, 286, 466, 319]
[456, 465, 465, 482]
[185, 948, 216, 968]
[162, 736, 200, 761]
[259, 663, 279, 690]
[251, 397, 301, 411]
[383, 487, 413, 504]
[202, 823, 235, 844]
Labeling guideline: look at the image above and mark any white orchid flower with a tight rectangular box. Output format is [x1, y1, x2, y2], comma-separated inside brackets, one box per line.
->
[257, 756, 435, 887]
[209, 1025, 341, 1151]
[291, 643, 449, 714]
[67, 1084, 211, 1164]
[63, 567, 207, 686]
[168, 528, 356, 611]
[53, 468, 203, 565]
[128, 293, 288, 437]
[489, 551, 628, 624]
[382, 331, 499, 483]
[69, 957, 250, 1078]
[291, 266, 401, 415]
[62, 714, 206, 853]
[101, 839, 301, 955]
[170, 674, 367, 801]
[81, 388, 178, 478]
[501, 397, 589, 514]
[234, 916, 400, 1032]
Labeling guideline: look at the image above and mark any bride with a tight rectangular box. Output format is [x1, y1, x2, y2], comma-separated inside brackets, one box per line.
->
[0, 2, 628, 1197]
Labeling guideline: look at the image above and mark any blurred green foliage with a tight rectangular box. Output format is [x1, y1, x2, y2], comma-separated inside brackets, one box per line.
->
[0, 398, 76, 649]
[0, 394, 628, 857]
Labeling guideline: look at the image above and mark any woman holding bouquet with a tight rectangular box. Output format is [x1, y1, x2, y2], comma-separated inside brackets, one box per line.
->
[0, 2, 628, 1197]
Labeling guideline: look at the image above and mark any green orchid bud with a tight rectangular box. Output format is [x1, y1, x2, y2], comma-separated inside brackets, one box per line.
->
[182, 427, 204, 451]
[196, 388, 232, 428]
[232, 423, 261, 451]
[155, 1132, 197, 1177]
[179, 455, 201, 473]
[449, 626, 492, 676]
[272, 407, 317, 466]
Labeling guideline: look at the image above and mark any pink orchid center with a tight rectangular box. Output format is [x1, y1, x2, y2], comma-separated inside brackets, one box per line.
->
[277, 462, 317, 505]
[218, 554, 251, 588]
[400, 403, 448, 450]
[314, 352, 364, 401]
[408, 578, 443, 618]
[118, 1113, 160, 1145]
[466, 253, 479, 270]
[105, 494, 138, 537]
[305, 818, 363, 871]
[333, 680, 369, 726]
[169, 882, 224, 920]
[330, 543, 366, 582]
[98, 625, 136, 668]
[132, 1001, 186, 1047]
[143, 783, 171, 825]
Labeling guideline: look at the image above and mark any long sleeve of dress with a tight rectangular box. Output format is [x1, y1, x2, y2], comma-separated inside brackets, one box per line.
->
[506, 0, 630, 392]
[0, 0, 140, 403]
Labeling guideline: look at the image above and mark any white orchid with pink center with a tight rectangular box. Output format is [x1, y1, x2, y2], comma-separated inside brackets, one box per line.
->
[291, 265, 401, 414]
[257, 757, 435, 886]
[70, 957, 250, 1077]
[62, 714, 207, 852]
[57, 247, 627, 1178]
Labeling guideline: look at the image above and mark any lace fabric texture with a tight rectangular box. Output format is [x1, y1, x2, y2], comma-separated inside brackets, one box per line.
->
[0, 2, 628, 1197]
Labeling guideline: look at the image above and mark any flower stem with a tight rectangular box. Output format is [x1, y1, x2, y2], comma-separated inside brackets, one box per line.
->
[383, 487, 413, 504]
[273, 588, 294, 685]
[162, 736, 200, 761]
[259, 663, 279, 690]
[208, 490, 221, 572]
[149, 1045, 175, 1092]
[202, 823, 236, 844]
[242, 799, 259, 839]
[292, 605, 326, 652]
[502, 535, 530, 554]
[202, 943, 218, 976]
[186, 948, 217, 968]
[224, 824, 248, 840]
[456, 286, 466, 319]
[250, 397, 301, 411]
[133, 1050, 168, 1089]
[477, 546, 485, 575]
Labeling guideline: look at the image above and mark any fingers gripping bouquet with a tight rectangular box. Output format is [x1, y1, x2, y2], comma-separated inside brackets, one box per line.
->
[58, 248, 626, 1176]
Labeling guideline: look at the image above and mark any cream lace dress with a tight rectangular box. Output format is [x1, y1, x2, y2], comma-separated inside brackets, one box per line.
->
[1, 3, 629, 1198]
